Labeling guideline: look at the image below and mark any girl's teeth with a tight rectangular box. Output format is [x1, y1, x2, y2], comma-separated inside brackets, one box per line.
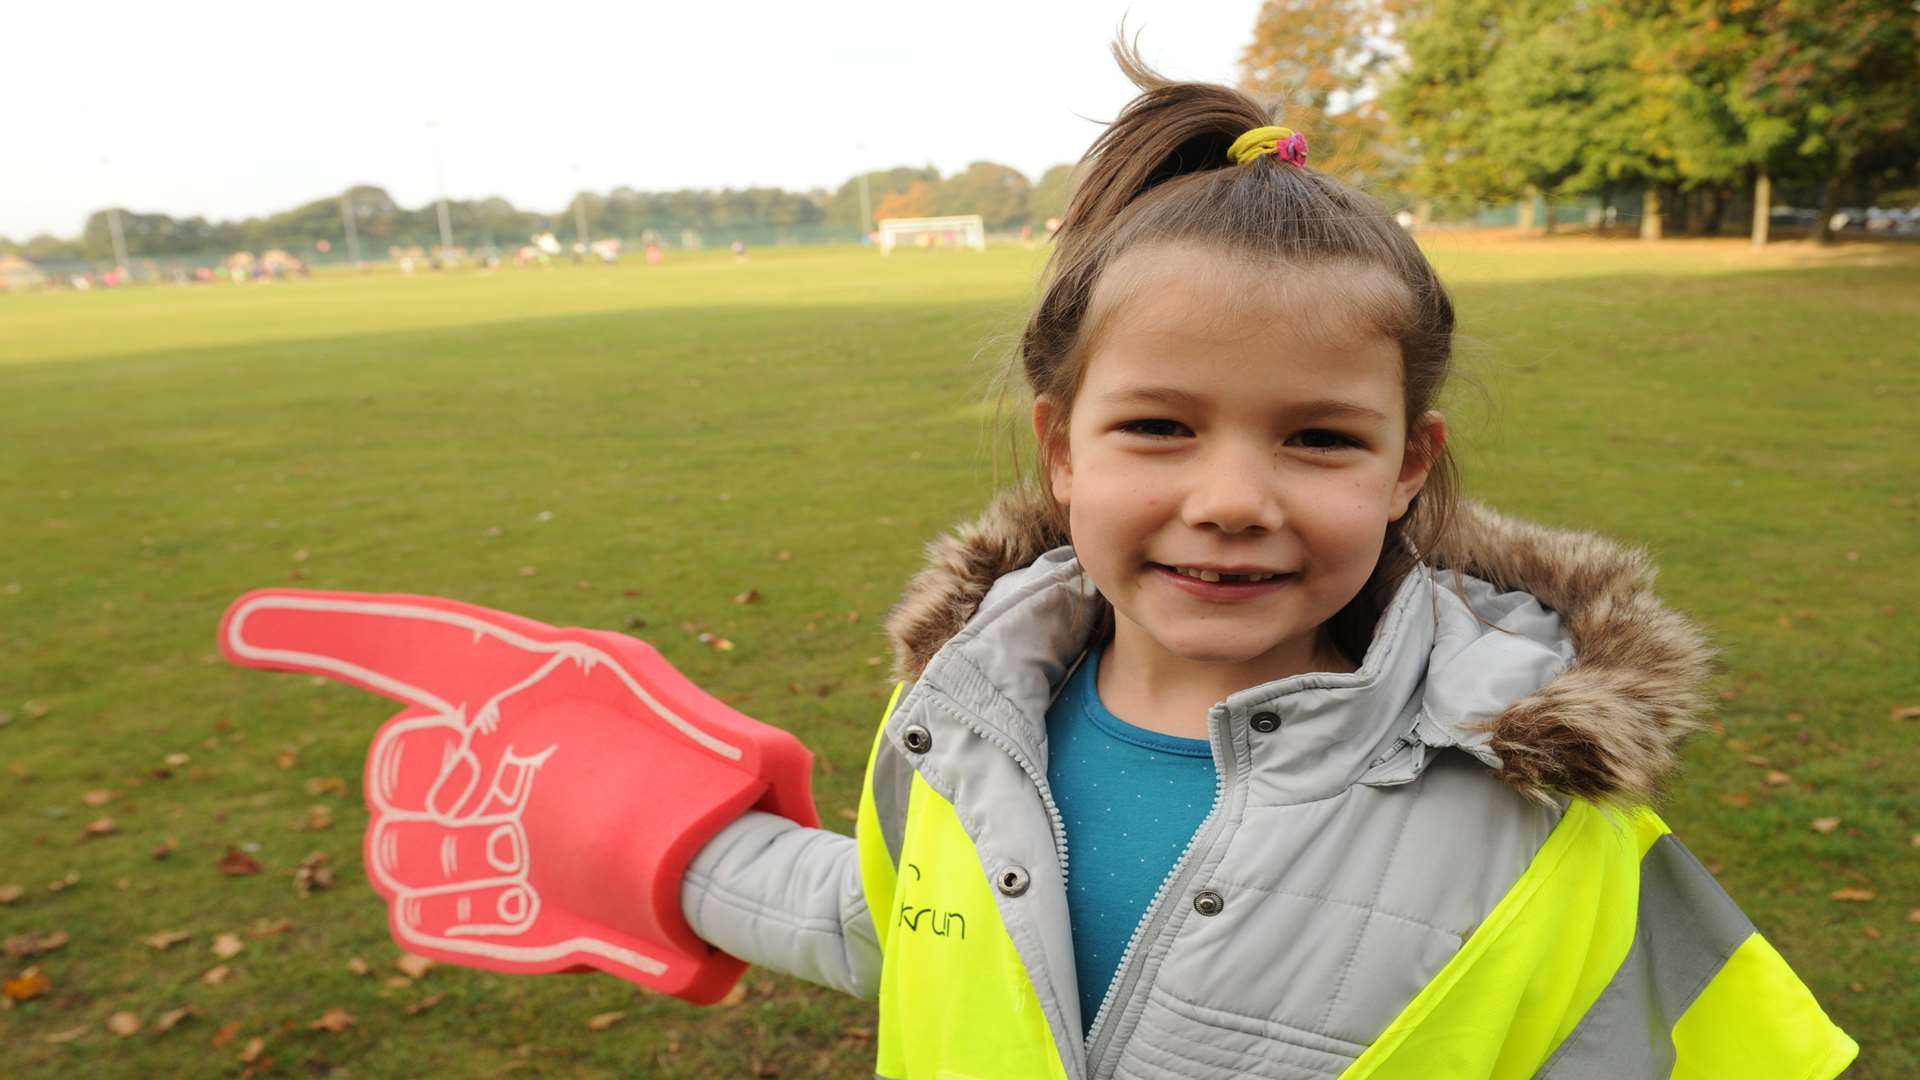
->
[1175, 567, 1277, 583]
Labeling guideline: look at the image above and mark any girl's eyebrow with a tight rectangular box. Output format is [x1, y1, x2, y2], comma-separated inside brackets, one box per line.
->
[1097, 386, 1389, 423]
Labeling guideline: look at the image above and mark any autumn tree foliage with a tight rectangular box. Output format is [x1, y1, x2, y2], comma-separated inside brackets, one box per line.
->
[872, 181, 937, 223]
[1239, 0, 1411, 190]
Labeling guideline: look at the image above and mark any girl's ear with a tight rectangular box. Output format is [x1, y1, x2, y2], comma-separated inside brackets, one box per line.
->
[1389, 411, 1447, 522]
[1032, 395, 1073, 507]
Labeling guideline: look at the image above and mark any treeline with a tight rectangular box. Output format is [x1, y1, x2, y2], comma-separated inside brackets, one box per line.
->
[1246, 0, 1919, 240]
[3, 162, 1081, 262]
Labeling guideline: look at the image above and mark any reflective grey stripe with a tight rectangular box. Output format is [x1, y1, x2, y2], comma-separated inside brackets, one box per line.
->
[1536, 834, 1755, 1078]
[870, 737, 912, 868]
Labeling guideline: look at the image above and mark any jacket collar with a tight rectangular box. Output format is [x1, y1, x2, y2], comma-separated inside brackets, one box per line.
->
[886, 488, 1715, 806]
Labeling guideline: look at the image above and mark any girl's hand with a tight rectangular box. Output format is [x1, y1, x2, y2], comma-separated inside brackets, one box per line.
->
[218, 589, 816, 1004]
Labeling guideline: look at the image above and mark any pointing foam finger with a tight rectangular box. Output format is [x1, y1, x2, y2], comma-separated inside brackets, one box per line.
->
[219, 589, 580, 716]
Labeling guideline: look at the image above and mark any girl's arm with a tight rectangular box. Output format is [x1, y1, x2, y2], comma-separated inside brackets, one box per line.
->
[680, 811, 881, 998]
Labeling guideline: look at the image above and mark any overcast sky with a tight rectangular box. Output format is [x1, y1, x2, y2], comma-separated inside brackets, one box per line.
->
[3, 1, 1263, 239]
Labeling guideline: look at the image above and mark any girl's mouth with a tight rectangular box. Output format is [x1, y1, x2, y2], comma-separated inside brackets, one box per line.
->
[1150, 563, 1296, 596]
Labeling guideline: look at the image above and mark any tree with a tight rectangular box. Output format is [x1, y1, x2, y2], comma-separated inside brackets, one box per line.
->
[931, 161, 1032, 229]
[873, 180, 936, 222]
[1383, 0, 1525, 207]
[825, 166, 940, 228]
[1241, 0, 1410, 191]
[1029, 165, 1077, 227]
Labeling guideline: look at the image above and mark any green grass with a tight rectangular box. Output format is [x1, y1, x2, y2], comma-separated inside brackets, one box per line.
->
[2, 239, 1915, 1077]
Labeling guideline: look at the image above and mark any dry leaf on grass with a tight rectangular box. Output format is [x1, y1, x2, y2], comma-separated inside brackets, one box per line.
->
[210, 1019, 242, 1048]
[304, 775, 348, 797]
[302, 805, 334, 831]
[732, 589, 762, 605]
[4, 967, 50, 1002]
[201, 964, 232, 985]
[163, 753, 190, 768]
[81, 789, 115, 807]
[1829, 887, 1877, 902]
[1908, 907, 1919, 924]
[218, 849, 262, 876]
[405, 992, 446, 1016]
[42, 1024, 88, 1043]
[142, 929, 191, 951]
[83, 817, 119, 838]
[1764, 770, 1792, 787]
[346, 957, 369, 976]
[247, 918, 293, 938]
[0, 883, 23, 905]
[152, 836, 178, 860]
[1810, 817, 1841, 834]
[396, 953, 434, 980]
[212, 933, 245, 959]
[6, 930, 70, 959]
[275, 750, 299, 770]
[295, 850, 335, 897]
[586, 1011, 625, 1031]
[1892, 705, 1920, 721]
[309, 1008, 354, 1033]
[719, 981, 749, 1008]
[152, 1006, 193, 1034]
[240, 1035, 266, 1062]
[107, 1011, 142, 1037]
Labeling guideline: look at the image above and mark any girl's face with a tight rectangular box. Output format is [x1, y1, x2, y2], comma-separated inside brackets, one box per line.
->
[1037, 244, 1443, 687]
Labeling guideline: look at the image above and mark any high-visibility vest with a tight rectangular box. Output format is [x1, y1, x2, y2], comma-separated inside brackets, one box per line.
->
[857, 688, 1857, 1080]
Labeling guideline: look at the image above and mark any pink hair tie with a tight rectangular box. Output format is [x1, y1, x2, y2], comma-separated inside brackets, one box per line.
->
[1277, 132, 1309, 167]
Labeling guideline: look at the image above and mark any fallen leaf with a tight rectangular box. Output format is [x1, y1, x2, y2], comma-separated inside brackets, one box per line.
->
[212, 932, 245, 959]
[6, 930, 70, 959]
[1764, 770, 1792, 787]
[23, 700, 51, 719]
[46, 870, 79, 893]
[247, 917, 293, 938]
[304, 776, 348, 797]
[846, 611, 861, 623]
[240, 1035, 266, 1063]
[5, 967, 51, 1002]
[82, 789, 115, 807]
[142, 929, 192, 951]
[405, 992, 445, 1015]
[1828, 887, 1876, 903]
[309, 1008, 353, 1033]
[395, 953, 434, 980]
[1907, 907, 1919, 924]
[295, 851, 335, 897]
[1849, 981, 1865, 993]
[732, 589, 762, 605]
[837, 808, 857, 822]
[775, 550, 792, 561]
[0, 883, 21, 904]
[152, 1006, 193, 1034]
[201, 964, 232, 985]
[164, 752, 190, 768]
[1741, 754, 1769, 767]
[587, 1011, 625, 1031]
[42, 1024, 88, 1043]
[1719, 792, 1751, 809]
[218, 849, 262, 876]
[1892, 705, 1920, 721]
[1864, 926, 1882, 940]
[346, 957, 369, 976]
[302, 805, 334, 831]
[1810, 817, 1841, 834]
[517, 566, 537, 577]
[108, 1011, 142, 1037]
[623, 588, 643, 597]
[275, 750, 299, 770]
[152, 836, 178, 860]
[84, 817, 119, 838]
[719, 981, 749, 1008]
[209, 1019, 241, 1048]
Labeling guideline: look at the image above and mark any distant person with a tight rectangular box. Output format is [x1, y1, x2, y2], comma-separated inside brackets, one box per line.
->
[731, 239, 747, 260]
[644, 242, 663, 266]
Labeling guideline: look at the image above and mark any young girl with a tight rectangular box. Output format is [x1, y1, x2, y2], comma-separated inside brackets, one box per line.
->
[672, 50, 1856, 1079]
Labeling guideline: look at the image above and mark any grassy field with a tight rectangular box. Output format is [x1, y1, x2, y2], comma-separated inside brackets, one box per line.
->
[2, 238, 1915, 1077]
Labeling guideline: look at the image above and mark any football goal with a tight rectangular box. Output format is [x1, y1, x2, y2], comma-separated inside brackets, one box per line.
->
[877, 215, 987, 255]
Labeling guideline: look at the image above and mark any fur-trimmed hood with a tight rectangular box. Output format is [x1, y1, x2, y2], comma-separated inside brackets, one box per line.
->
[885, 488, 1716, 805]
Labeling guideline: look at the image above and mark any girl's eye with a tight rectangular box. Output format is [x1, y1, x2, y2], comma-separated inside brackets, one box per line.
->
[1291, 429, 1358, 452]
[1120, 419, 1191, 438]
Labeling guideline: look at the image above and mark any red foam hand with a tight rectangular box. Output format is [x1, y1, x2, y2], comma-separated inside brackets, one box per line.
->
[219, 589, 817, 1004]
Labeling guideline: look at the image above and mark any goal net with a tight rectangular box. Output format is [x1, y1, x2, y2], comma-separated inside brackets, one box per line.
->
[878, 215, 987, 254]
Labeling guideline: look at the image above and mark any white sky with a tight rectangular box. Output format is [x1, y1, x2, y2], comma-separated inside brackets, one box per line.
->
[2, 1, 1263, 239]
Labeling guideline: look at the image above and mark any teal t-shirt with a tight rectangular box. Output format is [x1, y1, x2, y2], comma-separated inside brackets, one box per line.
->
[1045, 646, 1217, 1034]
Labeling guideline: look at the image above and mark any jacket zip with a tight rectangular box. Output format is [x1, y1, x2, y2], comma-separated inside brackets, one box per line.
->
[1082, 703, 1239, 1080]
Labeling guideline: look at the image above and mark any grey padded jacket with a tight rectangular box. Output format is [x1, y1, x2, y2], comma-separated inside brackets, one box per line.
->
[680, 493, 1717, 1079]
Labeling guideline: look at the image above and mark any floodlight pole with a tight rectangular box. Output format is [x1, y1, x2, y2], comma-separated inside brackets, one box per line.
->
[428, 121, 454, 254]
[339, 191, 362, 265]
[855, 143, 872, 244]
[100, 157, 131, 272]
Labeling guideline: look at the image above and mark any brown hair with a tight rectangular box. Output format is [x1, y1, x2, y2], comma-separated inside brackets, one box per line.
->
[1012, 41, 1461, 663]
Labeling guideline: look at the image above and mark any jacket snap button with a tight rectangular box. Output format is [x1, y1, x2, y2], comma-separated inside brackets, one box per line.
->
[1249, 711, 1280, 733]
[1193, 890, 1225, 916]
[902, 725, 933, 754]
[995, 866, 1030, 897]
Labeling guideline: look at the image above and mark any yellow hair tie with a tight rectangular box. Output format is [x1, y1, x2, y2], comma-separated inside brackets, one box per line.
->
[1229, 125, 1309, 167]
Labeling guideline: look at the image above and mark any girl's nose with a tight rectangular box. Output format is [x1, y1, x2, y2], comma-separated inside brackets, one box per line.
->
[1182, 443, 1283, 534]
